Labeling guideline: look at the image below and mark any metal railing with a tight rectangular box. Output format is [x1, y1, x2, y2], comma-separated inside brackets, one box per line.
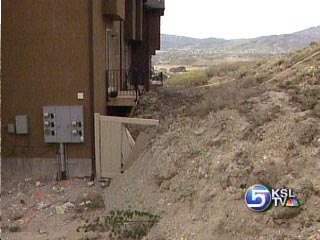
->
[106, 68, 140, 102]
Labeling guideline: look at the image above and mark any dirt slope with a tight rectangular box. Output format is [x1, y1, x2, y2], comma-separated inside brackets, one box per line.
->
[105, 44, 320, 239]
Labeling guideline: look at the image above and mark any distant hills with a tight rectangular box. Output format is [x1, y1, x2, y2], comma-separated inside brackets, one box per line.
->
[155, 26, 320, 65]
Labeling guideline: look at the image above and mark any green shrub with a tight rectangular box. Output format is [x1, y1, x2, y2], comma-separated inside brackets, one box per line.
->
[76, 194, 105, 213]
[9, 226, 22, 232]
[77, 210, 160, 240]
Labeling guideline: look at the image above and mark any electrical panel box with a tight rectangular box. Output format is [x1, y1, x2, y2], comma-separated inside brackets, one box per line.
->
[15, 115, 29, 134]
[43, 106, 84, 143]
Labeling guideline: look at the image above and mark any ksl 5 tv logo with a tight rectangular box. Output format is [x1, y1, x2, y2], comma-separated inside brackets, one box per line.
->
[245, 185, 300, 212]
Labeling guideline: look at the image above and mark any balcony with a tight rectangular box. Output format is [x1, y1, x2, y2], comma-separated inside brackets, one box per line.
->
[103, 0, 126, 21]
[107, 69, 142, 107]
[145, 0, 165, 10]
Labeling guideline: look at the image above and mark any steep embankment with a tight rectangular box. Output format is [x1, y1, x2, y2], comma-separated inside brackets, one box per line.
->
[104, 43, 320, 239]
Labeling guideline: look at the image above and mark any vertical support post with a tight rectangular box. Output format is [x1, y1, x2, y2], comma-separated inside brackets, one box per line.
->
[94, 113, 101, 180]
[60, 143, 67, 180]
[120, 122, 123, 171]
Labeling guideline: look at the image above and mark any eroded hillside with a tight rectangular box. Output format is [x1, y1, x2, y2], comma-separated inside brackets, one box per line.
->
[107, 42, 320, 239]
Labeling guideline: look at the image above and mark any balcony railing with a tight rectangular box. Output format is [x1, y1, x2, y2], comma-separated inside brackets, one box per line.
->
[106, 69, 140, 103]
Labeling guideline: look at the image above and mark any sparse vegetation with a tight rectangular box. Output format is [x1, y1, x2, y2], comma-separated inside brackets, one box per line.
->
[77, 210, 160, 240]
[76, 194, 105, 213]
[9, 226, 22, 233]
[206, 61, 253, 78]
[191, 79, 262, 116]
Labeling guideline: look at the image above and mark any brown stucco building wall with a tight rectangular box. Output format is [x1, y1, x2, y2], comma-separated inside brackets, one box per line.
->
[92, 0, 112, 115]
[2, 0, 93, 160]
[1, 0, 164, 178]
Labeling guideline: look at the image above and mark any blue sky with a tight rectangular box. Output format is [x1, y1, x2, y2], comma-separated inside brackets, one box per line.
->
[161, 0, 320, 39]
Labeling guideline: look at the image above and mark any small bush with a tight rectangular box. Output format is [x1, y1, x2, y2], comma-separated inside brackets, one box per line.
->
[77, 210, 160, 240]
[312, 103, 320, 117]
[296, 122, 319, 145]
[88, 194, 105, 210]
[290, 87, 320, 111]
[76, 194, 105, 213]
[9, 226, 22, 232]
[245, 105, 281, 127]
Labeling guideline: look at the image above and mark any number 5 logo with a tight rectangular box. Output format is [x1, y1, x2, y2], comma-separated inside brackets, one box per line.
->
[245, 185, 272, 212]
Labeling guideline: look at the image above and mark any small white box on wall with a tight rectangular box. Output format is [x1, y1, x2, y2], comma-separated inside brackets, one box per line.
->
[15, 115, 29, 134]
[77, 92, 84, 100]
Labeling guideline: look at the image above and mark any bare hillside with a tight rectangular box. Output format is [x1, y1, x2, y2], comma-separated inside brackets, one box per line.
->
[106, 43, 320, 239]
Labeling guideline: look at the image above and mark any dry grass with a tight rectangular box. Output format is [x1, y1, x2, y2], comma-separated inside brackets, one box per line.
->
[206, 61, 254, 78]
[191, 75, 263, 116]
[166, 43, 320, 124]
[276, 44, 320, 117]
[166, 70, 209, 87]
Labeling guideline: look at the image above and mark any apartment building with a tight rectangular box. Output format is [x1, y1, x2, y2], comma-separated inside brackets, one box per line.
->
[1, 0, 164, 178]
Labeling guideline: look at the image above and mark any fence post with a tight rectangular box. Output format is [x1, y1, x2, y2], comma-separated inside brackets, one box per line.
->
[94, 113, 101, 180]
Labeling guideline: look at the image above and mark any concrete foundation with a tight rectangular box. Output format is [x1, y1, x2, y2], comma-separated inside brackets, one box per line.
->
[1, 157, 92, 181]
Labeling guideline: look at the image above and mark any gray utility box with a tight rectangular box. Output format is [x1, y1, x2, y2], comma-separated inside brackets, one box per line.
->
[15, 115, 29, 134]
[43, 106, 84, 143]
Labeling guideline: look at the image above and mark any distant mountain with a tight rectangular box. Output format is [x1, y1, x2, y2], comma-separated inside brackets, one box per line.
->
[161, 26, 320, 51]
[160, 35, 200, 50]
[161, 35, 227, 51]
[156, 26, 320, 64]
[233, 26, 320, 53]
